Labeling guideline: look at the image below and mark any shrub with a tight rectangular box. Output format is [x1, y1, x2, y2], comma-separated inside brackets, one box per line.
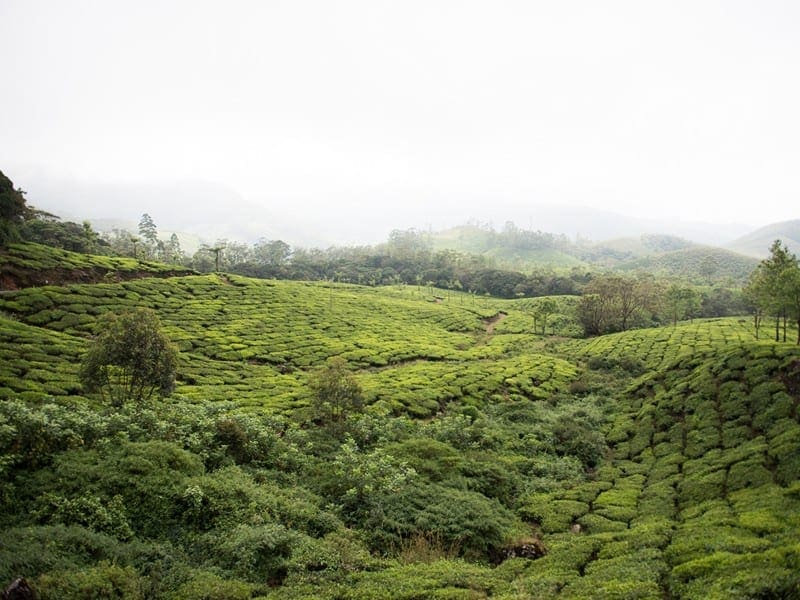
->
[35, 563, 145, 600]
[362, 483, 523, 560]
[169, 570, 254, 600]
[197, 523, 297, 584]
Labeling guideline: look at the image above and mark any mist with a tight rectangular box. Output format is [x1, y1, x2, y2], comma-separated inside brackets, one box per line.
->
[2, 1, 799, 246]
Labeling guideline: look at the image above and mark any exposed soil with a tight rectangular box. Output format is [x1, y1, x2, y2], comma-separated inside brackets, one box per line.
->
[482, 312, 508, 335]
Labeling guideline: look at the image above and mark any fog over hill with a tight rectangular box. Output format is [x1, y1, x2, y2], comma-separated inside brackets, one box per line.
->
[726, 219, 800, 258]
[21, 173, 752, 249]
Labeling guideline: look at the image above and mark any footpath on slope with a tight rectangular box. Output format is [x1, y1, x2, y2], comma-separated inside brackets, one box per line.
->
[483, 312, 508, 336]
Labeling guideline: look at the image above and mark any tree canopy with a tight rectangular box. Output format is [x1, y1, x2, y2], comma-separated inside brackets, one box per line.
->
[80, 308, 178, 406]
[744, 239, 800, 343]
[0, 170, 29, 246]
[309, 357, 364, 425]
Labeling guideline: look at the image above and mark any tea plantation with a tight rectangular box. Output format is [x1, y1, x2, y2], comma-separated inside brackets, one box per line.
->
[1, 267, 798, 599]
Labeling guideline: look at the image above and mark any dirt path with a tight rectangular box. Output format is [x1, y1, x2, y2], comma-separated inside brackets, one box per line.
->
[483, 312, 507, 335]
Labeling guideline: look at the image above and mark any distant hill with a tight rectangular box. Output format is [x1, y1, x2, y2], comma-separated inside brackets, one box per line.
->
[726, 219, 800, 258]
[616, 246, 758, 283]
[571, 234, 697, 268]
[595, 234, 696, 256]
[430, 225, 738, 278]
[430, 224, 586, 271]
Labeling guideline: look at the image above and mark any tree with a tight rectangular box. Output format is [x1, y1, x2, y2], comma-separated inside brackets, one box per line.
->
[253, 239, 291, 267]
[138, 213, 158, 245]
[309, 357, 364, 425]
[783, 264, 800, 345]
[577, 293, 606, 336]
[744, 240, 798, 342]
[165, 233, 184, 264]
[532, 298, 557, 335]
[664, 283, 700, 326]
[577, 274, 657, 336]
[80, 308, 178, 406]
[0, 170, 29, 246]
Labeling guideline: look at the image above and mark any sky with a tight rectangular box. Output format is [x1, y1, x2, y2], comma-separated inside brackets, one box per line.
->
[1, 1, 799, 245]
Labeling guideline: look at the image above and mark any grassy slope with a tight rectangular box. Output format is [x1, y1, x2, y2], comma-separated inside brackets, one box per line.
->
[1, 265, 799, 598]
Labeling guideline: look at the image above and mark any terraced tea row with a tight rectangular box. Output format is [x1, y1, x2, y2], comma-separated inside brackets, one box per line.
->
[512, 343, 800, 598]
[1, 242, 193, 289]
[564, 317, 761, 371]
[0, 275, 581, 414]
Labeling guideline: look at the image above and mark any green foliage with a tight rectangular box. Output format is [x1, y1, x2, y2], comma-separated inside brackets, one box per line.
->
[0, 245, 799, 598]
[0, 169, 28, 246]
[169, 570, 254, 600]
[80, 308, 178, 406]
[362, 482, 524, 559]
[309, 357, 364, 425]
[33, 492, 134, 540]
[36, 562, 146, 600]
[618, 246, 758, 285]
[198, 523, 297, 583]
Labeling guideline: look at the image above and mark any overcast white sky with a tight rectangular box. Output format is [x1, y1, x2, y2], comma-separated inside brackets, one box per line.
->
[1, 1, 799, 243]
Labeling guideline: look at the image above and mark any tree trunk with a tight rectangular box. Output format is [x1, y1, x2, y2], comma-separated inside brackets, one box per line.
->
[783, 310, 787, 342]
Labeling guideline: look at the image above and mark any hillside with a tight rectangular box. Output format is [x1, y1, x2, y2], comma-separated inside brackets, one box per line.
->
[571, 234, 696, 268]
[0, 261, 798, 598]
[427, 225, 755, 284]
[0, 242, 194, 290]
[616, 246, 758, 284]
[727, 219, 800, 258]
[430, 225, 585, 271]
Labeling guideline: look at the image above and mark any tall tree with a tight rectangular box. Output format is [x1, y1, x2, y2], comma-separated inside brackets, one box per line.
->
[138, 213, 158, 258]
[165, 233, 184, 264]
[786, 266, 800, 345]
[0, 170, 29, 246]
[578, 273, 659, 335]
[532, 298, 557, 335]
[664, 283, 700, 326]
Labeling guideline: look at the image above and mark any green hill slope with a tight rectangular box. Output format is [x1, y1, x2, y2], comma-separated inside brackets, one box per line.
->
[0, 241, 194, 290]
[517, 342, 800, 598]
[563, 318, 759, 371]
[616, 246, 758, 283]
[0, 275, 580, 415]
[431, 225, 586, 270]
[0, 269, 798, 598]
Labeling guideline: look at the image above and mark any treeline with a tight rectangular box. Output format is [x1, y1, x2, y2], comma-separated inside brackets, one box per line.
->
[577, 274, 749, 336]
[102, 220, 590, 299]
